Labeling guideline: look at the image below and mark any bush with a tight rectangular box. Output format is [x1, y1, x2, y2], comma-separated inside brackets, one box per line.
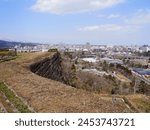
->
[137, 81, 150, 95]
[48, 48, 58, 52]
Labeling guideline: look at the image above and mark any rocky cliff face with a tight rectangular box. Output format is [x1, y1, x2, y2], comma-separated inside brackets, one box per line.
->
[30, 52, 64, 82]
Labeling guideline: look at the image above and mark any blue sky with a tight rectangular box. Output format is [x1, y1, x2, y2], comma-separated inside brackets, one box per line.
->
[0, 0, 150, 45]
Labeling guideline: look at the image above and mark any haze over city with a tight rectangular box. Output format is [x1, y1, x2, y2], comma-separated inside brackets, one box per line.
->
[0, 0, 150, 45]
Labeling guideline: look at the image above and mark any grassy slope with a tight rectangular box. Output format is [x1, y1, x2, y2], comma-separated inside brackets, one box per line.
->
[0, 52, 136, 112]
[126, 95, 150, 112]
[0, 82, 31, 112]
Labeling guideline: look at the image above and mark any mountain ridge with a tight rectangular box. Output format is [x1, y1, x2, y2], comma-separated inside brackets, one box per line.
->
[0, 40, 38, 48]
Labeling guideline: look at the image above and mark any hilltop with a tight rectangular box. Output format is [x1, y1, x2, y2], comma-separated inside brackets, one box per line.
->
[0, 52, 150, 112]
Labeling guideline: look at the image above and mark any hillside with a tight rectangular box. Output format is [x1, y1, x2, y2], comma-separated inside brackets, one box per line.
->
[0, 40, 37, 48]
[0, 52, 149, 112]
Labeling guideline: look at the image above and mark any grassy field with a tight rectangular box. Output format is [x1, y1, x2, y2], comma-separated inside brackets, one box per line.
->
[0, 52, 147, 112]
[0, 81, 31, 113]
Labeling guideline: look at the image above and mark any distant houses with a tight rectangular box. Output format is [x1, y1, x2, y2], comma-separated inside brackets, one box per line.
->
[139, 45, 150, 52]
[15, 45, 49, 53]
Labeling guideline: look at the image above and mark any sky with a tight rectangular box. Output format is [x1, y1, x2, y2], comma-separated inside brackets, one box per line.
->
[0, 0, 150, 45]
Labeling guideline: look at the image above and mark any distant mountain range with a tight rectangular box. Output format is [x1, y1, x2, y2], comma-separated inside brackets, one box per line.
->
[0, 40, 37, 48]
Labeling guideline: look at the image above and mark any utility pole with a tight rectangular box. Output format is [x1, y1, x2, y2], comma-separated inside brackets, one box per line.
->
[134, 76, 140, 94]
[15, 48, 17, 56]
[134, 78, 136, 94]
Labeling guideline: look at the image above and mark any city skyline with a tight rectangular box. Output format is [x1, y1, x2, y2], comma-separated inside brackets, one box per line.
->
[0, 0, 150, 45]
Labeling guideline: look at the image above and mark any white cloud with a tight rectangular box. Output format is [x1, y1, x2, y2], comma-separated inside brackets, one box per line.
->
[79, 24, 133, 32]
[79, 9, 150, 33]
[107, 14, 120, 19]
[79, 25, 100, 31]
[97, 14, 121, 19]
[32, 0, 124, 14]
[126, 9, 150, 25]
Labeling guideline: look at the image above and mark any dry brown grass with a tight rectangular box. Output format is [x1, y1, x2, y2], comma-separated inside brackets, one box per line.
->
[126, 95, 150, 112]
[0, 52, 136, 113]
[115, 73, 131, 83]
[145, 75, 150, 81]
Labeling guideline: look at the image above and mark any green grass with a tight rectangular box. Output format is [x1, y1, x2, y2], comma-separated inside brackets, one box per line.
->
[0, 56, 16, 63]
[0, 51, 9, 56]
[0, 81, 31, 113]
